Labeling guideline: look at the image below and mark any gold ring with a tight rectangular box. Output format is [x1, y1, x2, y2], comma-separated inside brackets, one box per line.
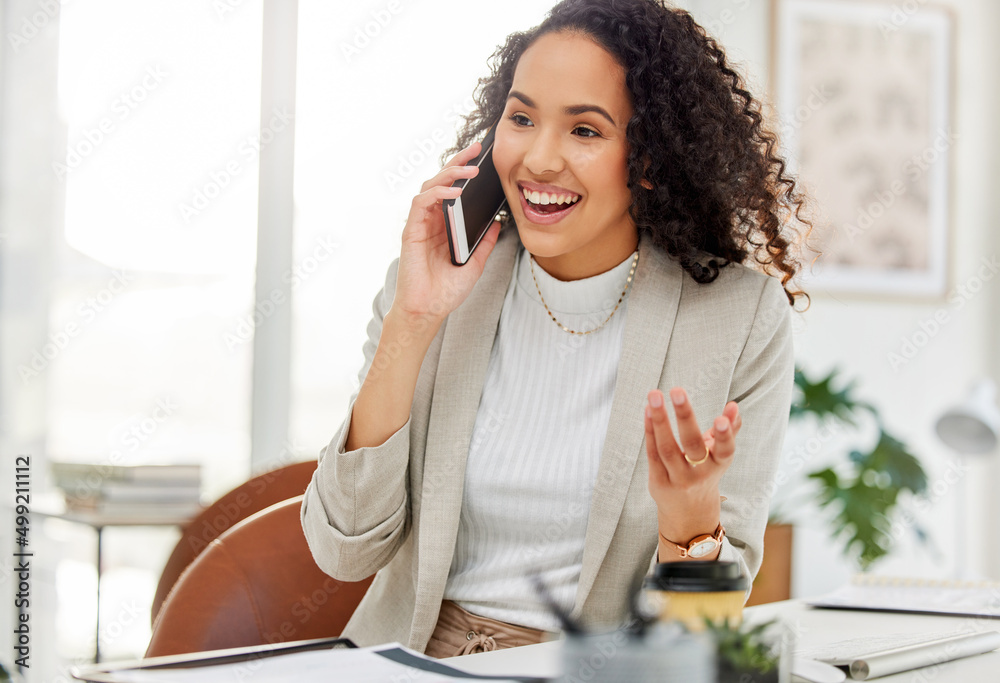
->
[684, 446, 710, 467]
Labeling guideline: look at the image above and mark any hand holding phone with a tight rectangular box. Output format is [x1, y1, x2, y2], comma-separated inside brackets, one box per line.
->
[390, 140, 502, 327]
[443, 123, 508, 266]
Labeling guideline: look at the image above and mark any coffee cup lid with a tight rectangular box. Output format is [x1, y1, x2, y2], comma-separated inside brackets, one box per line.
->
[643, 561, 748, 592]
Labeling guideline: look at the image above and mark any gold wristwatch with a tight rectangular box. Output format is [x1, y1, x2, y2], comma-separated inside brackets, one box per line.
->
[660, 523, 726, 559]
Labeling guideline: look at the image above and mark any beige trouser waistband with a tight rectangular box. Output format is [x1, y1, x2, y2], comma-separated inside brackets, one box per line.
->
[423, 600, 552, 659]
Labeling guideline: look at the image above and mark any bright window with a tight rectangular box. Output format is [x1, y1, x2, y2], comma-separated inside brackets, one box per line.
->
[290, 0, 551, 452]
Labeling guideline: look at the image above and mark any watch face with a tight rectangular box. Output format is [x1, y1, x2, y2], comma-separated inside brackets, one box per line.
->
[690, 540, 716, 558]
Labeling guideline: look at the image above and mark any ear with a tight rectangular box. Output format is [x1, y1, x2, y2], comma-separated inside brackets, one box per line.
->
[639, 155, 653, 190]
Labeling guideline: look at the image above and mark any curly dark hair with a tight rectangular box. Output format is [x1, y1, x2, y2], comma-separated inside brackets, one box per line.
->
[445, 0, 811, 306]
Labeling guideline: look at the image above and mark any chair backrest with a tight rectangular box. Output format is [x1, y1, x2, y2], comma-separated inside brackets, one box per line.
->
[152, 460, 319, 623]
[145, 495, 373, 657]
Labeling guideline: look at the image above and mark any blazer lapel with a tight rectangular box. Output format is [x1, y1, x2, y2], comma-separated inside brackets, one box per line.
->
[572, 239, 683, 616]
[411, 226, 520, 645]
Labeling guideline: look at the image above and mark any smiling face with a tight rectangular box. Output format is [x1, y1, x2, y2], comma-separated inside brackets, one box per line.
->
[492, 30, 638, 281]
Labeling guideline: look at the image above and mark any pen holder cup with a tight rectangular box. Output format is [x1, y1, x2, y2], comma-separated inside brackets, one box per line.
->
[558, 623, 714, 683]
[642, 561, 748, 632]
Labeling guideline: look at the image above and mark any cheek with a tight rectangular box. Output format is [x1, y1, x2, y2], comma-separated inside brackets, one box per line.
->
[571, 146, 630, 199]
[492, 132, 518, 178]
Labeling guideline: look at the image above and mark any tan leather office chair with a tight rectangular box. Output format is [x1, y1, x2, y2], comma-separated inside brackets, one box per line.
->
[146, 495, 373, 657]
[151, 461, 319, 624]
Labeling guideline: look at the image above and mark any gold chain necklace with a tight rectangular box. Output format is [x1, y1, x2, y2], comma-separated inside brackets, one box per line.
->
[529, 247, 639, 336]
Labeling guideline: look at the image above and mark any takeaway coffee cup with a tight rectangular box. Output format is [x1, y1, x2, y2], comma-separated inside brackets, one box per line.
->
[643, 561, 748, 631]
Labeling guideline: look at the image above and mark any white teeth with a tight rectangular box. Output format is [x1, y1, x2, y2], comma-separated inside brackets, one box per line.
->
[521, 187, 580, 206]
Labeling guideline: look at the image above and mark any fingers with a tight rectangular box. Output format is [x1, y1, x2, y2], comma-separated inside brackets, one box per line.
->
[419, 162, 480, 193]
[710, 414, 735, 462]
[645, 398, 675, 484]
[419, 141, 483, 192]
[445, 141, 482, 168]
[409, 184, 463, 216]
[645, 391, 681, 474]
[666, 388, 710, 463]
[644, 390, 740, 472]
[403, 185, 464, 242]
[724, 401, 742, 435]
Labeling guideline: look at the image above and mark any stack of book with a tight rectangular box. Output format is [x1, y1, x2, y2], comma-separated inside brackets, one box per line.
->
[51, 462, 203, 519]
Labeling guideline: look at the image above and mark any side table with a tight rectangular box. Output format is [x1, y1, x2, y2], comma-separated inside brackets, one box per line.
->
[34, 502, 198, 663]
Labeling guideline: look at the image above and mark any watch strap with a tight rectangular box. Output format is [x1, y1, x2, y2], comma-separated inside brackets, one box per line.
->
[659, 523, 726, 559]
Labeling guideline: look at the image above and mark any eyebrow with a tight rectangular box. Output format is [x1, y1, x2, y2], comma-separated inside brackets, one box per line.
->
[507, 90, 617, 127]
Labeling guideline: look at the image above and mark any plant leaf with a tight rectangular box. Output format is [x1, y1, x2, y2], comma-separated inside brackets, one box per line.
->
[791, 367, 869, 424]
[861, 429, 928, 495]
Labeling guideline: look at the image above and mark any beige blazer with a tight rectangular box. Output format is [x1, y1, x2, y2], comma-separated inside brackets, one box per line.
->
[301, 225, 794, 651]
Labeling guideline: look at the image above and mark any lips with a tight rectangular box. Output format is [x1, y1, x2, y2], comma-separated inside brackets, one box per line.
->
[516, 182, 582, 225]
[520, 186, 581, 208]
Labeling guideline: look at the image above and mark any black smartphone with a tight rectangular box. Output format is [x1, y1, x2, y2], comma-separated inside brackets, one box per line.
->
[443, 123, 508, 266]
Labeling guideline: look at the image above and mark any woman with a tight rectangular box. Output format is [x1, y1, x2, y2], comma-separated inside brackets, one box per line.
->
[301, 0, 808, 658]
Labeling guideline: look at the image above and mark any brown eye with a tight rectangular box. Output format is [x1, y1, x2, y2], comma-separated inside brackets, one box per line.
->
[573, 126, 599, 138]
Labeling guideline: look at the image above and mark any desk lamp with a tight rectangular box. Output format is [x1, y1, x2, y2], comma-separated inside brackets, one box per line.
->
[933, 379, 1000, 577]
[935, 379, 1000, 455]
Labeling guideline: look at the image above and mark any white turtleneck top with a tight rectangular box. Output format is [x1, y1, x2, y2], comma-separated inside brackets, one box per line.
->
[442, 243, 638, 631]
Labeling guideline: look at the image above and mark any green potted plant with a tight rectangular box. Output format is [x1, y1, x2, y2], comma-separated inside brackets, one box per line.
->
[707, 618, 783, 683]
[775, 367, 928, 569]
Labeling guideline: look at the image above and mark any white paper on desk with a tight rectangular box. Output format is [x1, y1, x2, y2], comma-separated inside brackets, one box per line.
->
[81, 644, 525, 683]
[808, 578, 1000, 618]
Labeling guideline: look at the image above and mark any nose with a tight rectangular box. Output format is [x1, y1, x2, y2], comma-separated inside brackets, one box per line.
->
[522, 129, 565, 176]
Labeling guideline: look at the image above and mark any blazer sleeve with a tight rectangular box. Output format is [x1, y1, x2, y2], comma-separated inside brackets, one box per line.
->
[716, 276, 795, 589]
[300, 258, 413, 582]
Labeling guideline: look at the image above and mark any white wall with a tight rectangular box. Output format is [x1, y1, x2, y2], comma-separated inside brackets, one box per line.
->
[0, 0, 63, 677]
[683, 0, 1000, 593]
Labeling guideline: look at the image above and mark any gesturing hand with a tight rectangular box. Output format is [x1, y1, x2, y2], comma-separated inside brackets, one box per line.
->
[644, 387, 742, 550]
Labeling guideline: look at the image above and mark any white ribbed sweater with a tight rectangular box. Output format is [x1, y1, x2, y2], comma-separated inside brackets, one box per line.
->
[442, 244, 637, 631]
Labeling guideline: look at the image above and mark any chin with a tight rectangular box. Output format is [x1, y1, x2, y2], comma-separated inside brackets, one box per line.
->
[513, 222, 561, 253]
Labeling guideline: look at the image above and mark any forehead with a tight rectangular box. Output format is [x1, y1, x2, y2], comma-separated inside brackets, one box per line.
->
[511, 31, 632, 118]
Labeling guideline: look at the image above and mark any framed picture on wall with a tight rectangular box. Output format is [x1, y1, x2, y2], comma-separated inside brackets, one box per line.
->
[773, 0, 953, 297]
